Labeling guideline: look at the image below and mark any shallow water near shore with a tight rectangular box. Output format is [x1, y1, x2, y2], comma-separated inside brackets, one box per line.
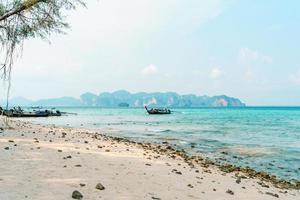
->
[19, 107, 300, 181]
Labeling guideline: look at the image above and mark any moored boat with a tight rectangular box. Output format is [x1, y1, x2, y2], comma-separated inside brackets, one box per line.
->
[46, 110, 62, 116]
[145, 106, 171, 114]
[0, 106, 62, 117]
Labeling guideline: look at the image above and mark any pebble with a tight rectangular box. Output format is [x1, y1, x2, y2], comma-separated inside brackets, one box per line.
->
[72, 190, 83, 199]
[258, 181, 269, 188]
[226, 189, 234, 195]
[152, 197, 161, 200]
[95, 183, 105, 190]
[265, 192, 279, 198]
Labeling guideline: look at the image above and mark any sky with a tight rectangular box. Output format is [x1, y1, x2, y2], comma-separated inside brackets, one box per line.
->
[2, 0, 300, 106]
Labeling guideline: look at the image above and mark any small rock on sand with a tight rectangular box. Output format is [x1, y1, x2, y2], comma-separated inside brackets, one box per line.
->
[152, 197, 161, 200]
[236, 177, 241, 184]
[265, 192, 279, 198]
[4, 147, 9, 150]
[95, 183, 105, 190]
[226, 189, 234, 195]
[72, 190, 83, 199]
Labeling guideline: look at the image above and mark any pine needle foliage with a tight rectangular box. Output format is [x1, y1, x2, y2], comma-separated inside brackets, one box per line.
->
[0, 0, 85, 79]
[0, 0, 85, 106]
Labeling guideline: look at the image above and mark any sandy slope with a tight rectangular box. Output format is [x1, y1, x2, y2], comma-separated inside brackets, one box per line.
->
[0, 118, 299, 200]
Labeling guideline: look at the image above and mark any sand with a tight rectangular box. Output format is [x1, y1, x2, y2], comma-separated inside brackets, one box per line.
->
[0, 118, 299, 200]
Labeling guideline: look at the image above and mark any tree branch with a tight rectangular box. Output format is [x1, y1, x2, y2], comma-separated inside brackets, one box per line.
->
[0, 0, 44, 22]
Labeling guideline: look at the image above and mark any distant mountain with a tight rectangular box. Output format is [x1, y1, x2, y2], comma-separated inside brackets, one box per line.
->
[33, 97, 82, 107]
[87, 90, 245, 107]
[0, 97, 81, 107]
[80, 92, 98, 106]
[0, 96, 33, 106]
[1, 90, 246, 107]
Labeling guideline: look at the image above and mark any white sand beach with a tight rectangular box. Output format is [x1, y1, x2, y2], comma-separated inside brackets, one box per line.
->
[0, 118, 299, 200]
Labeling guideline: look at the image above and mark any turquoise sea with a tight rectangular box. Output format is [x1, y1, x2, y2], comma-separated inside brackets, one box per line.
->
[21, 107, 300, 181]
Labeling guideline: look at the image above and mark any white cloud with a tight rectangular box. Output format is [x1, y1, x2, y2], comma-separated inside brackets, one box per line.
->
[142, 64, 158, 76]
[244, 70, 255, 81]
[261, 55, 273, 64]
[210, 67, 222, 79]
[238, 48, 273, 64]
[290, 70, 300, 85]
[239, 48, 259, 61]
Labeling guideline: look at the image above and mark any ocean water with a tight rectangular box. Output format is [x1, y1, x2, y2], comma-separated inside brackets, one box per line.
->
[20, 107, 300, 181]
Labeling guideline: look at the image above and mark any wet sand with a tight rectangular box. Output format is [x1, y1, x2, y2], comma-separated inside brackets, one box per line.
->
[0, 118, 299, 200]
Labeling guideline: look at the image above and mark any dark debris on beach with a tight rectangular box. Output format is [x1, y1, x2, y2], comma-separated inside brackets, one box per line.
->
[99, 133, 300, 190]
[2, 119, 300, 194]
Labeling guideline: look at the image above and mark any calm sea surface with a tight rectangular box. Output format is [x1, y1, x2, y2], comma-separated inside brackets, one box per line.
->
[20, 107, 300, 180]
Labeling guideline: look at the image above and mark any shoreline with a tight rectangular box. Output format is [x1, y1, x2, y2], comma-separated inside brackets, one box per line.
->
[0, 118, 299, 199]
[72, 127, 300, 190]
[18, 119, 300, 189]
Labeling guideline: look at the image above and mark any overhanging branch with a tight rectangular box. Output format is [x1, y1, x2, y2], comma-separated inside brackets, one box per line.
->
[0, 0, 44, 22]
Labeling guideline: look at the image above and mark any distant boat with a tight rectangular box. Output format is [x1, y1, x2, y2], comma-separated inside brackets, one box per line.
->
[1, 110, 49, 117]
[145, 106, 171, 115]
[31, 106, 43, 109]
[46, 110, 62, 117]
[0, 107, 62, 117]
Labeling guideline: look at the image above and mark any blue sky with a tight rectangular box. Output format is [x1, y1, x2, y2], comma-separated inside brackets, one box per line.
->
[3, 0, 300, 105]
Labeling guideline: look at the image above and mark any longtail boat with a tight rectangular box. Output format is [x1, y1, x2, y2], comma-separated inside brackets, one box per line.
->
[0, 107, 62, 117]
[145, 106, 171, 115]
